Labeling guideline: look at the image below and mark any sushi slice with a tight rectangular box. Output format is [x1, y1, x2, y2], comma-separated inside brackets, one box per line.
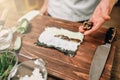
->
[36, 27, 84, 57]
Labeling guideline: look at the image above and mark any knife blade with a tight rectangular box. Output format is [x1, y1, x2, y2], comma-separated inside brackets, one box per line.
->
[89, 27, 116, 80]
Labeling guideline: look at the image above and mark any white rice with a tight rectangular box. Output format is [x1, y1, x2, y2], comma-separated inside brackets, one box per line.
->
[19, 68, 44, 80]
[38, 27, 84, 52]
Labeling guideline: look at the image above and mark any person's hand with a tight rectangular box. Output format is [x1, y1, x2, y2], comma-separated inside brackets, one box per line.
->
[79, 2, 110, 35]
[39, 0, 48, 15]
[79, 0, 117, 35]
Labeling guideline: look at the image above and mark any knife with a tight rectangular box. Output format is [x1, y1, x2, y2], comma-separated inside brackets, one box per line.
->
[89, 27, 116, 80]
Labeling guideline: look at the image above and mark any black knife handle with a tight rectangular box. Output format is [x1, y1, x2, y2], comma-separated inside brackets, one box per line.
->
[105, 27, 116, 43]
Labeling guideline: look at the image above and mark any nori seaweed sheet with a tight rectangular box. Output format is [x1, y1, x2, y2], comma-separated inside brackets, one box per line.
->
[34, 40, 77, 57]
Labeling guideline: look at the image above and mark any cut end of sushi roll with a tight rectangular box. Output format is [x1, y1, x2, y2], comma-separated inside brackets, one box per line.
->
[37, 27, 84, 57]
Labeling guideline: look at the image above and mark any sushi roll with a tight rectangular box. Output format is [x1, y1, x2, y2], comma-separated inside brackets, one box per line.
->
[37, 27, 84, 57]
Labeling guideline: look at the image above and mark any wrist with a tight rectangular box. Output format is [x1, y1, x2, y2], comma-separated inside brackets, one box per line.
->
[100, 0, 117, 14]
[39, 0, 48, 15]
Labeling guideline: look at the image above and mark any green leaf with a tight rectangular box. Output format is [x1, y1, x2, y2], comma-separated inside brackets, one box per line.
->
[0, 50, 16, 79]
[1, 65, 13, 79]
[1, 54, 6, 68]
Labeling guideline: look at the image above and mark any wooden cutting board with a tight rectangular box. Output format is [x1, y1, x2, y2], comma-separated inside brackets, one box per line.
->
[18, 15, 115, 80]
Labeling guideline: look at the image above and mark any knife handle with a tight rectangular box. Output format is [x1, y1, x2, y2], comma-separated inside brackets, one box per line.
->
[105, 27, 116, 43]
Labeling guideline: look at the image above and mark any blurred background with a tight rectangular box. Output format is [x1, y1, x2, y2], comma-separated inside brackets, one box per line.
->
[0, 0, 44, 27]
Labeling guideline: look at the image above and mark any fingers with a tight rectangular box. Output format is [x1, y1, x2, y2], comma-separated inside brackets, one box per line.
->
[79, 13, 110, 35]
[103, 15, 111, 21]
[79, 19, 104, 35]
[84, 23, 101, 35]
[79, 21, 93, 34]
[43, 11, 48, 16]
[79, 26, 85, 33]
[79, 24, 97, 35]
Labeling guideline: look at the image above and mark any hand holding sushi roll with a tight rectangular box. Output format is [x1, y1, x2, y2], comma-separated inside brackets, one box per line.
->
[79, 0, 118, 35]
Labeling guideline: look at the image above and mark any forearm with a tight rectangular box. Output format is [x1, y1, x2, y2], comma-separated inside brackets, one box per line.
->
[100, 0, 118, 15]
[39, 0, 48, 15]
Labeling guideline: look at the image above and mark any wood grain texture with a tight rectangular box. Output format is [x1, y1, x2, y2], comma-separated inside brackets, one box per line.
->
[18, 15, 115, 80]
